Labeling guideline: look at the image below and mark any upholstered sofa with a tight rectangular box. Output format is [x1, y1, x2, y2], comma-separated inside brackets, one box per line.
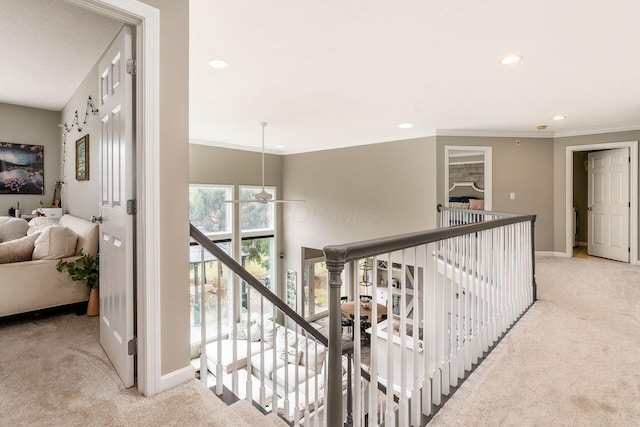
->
[0, 214, 99, 317]
[205, 318, 326, 398]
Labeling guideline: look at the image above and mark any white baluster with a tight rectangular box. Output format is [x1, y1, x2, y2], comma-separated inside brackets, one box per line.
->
[200, 246, 207, 388]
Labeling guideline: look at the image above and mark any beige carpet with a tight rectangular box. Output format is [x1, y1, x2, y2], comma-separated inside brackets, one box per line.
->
[430, 255, 640, 426]
[2, 255, 638, 426]
[0, 313, 286, 427]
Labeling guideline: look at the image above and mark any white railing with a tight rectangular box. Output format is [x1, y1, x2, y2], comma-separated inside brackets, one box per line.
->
[324, 207, 536, 426]
[190, 224, 334, 426]
[190, 205, 536, 427]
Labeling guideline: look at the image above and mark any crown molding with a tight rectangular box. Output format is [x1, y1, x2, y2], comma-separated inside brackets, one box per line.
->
[435, 129, 554, 138]
[553, 124, 640, 138]
[189, 138, 285, 155]
[191, 124, 640, 156]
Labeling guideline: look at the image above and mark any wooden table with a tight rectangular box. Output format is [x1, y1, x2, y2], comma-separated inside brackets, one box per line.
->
[340, 301, 387, 322]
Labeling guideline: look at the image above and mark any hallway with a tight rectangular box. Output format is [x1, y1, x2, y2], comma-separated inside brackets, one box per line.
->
[429, 255, 640, 425]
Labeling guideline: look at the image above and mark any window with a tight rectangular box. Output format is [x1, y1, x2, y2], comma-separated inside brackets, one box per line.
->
[189, 241, 231, 347]
[189, 185, 232, 237]
[239, 186, 274, 231]
[189, 184, 277, 354]
[239, 186, 276, 312]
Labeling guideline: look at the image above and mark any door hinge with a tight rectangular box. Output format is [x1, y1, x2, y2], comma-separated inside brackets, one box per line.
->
[128, 337, 137, 355]
[126, 58, 137, 76]
[127, 199, 136, 215]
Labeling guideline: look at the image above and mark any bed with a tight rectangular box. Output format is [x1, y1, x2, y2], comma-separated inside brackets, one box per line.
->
[448, 181, 485, 210]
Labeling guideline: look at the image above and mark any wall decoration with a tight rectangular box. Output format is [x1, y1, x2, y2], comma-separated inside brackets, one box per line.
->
[60, 96, 99, 137]
[60, 95, 99, 187]
[286, 270, 297, 310]
[75, 135, 90, 181]
[0, 142, 44, 194]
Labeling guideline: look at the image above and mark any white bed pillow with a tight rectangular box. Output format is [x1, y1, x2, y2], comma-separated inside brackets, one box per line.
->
[0, 233, 39, 264]
[32, 225, 79, 260]
[0, 217, 28, 243]
[27, 217, 59, 236]
[279, 347, 302, 365]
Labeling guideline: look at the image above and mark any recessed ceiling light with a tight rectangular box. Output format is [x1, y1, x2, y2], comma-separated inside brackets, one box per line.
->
[552, 115, 566, 121]
[276, 145, 285, 149]
[537, 125, 548, 130]
[499, 54, 523, 65]
[208, 59, 229, 69]
[398, 123, 413, 129]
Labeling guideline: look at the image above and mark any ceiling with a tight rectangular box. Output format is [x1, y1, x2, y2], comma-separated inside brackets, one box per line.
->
[2, 1, 639, 154]
[0, 0, 122, 111]
[190, 0, 640, 154]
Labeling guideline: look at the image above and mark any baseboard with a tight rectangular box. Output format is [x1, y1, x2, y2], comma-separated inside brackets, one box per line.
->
[535, 251, 568, 257]
[159, 365, 196, 393]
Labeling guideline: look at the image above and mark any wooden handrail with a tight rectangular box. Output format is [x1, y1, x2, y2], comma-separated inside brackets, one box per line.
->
[189, 223, 328, 346]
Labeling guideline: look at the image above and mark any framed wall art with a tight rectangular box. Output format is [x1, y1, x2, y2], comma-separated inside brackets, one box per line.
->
[0, 142, 44, 194]
[76, 135, 89, 181]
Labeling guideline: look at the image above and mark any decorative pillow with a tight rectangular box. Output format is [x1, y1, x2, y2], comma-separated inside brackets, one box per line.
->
[227, 327, 248, 340]
[249, 322, 262, 342]
[0, 233, 39, 264]
[259, 319, 277, 344]
[27, 217, 59, 236]
[279, 347, 302, 365]
[449, 202, 470, 209]
[469, 199, 484, 210]
[0, 217, 28, 243]
[32, 226, 79, 260]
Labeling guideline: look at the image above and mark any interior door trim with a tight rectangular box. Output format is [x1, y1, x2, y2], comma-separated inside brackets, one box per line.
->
[565, 141, 638, 264]
[74, 0, 162, 396]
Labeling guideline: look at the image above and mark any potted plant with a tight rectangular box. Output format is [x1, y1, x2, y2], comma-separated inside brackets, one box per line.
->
[56, 250, 99, 316]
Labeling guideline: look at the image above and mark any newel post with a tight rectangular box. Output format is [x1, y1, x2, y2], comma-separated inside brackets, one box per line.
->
[326, 258, 345, 426]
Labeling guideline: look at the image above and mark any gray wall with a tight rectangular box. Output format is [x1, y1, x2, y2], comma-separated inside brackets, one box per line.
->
[143, 0, 191, 377]
[553, 130, 640, 261]
[190, 144, 283, 188]
[437, 136, 555, 252]
[59, 63, 101, 221]
[281, 136, 438, 290]
[0, 103, 60, 216]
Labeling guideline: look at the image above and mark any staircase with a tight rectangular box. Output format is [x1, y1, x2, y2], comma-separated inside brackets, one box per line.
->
[189, 204, 537, 426]
[217, 400, 289, 426]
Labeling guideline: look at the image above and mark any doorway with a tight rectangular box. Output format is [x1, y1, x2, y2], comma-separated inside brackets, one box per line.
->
[565, 141, 638, 263]
[74, 0, 162, 396]
[444, 146, 492, 210]
[301, 247, 328, 319]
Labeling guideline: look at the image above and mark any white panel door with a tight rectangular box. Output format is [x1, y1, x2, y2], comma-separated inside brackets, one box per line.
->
[98, 26, 135, 388]
[588, 148, 629, 262]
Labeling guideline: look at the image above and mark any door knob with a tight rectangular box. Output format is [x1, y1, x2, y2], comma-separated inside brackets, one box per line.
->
[91, 215, 103, 224]
[587, 207, 593, 212]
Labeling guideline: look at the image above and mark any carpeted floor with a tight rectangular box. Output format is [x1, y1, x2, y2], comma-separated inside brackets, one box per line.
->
[0, 313, 285, 427]
[1, 255, 638, 426]
[429, 255, 640, 426]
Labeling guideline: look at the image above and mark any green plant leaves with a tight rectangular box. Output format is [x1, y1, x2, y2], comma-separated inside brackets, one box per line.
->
[56, 249, 99, 289]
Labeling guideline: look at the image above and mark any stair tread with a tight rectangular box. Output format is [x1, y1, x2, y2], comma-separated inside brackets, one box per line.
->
[229, 399, 289, 427]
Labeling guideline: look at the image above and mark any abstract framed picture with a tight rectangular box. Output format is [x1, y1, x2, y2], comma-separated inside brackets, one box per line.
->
[76, 135, 89, 181]
[0, 142, 44, 194]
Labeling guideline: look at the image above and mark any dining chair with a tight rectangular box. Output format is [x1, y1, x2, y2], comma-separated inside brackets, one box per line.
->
[349, 314, 371, 343]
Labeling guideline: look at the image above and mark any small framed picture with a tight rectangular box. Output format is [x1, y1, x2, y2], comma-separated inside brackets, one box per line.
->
[76, 135, 89, 181]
